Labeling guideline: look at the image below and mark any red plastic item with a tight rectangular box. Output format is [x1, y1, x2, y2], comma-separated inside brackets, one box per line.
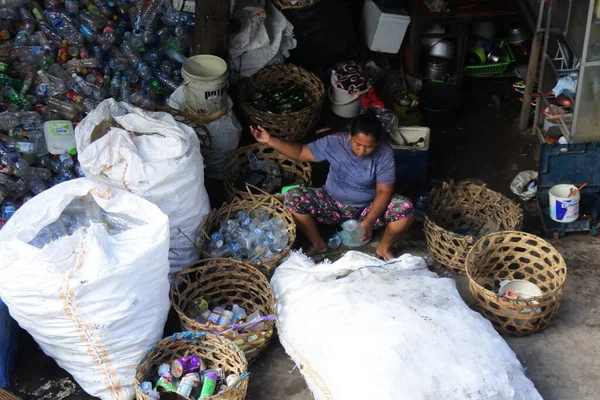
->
[360, 88, 384, 110]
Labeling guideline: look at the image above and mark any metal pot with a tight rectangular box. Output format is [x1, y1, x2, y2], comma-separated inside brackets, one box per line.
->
[424, 56, 448, 80]
[421, 24, 446, 47]
[507, 24, 531, 44]
[487, 48, 503, 63]
[428, 40, 456, 60]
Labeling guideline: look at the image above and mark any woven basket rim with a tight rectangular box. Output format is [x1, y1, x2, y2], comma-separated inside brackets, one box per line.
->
[171, 258, 277, 333]
[465, 231, 568, 298]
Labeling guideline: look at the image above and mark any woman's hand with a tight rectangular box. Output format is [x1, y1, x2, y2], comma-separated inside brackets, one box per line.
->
[250, 125, 272, 145]
[360, 219, 374, 242]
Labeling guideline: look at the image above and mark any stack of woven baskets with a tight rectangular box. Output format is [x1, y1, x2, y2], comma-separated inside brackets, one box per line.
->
[424, 181, 568, 336]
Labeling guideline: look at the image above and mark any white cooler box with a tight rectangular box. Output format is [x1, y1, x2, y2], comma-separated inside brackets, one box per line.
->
[360, 0, 411, 54]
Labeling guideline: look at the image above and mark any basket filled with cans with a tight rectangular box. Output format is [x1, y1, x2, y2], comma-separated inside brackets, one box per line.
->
[171, 258, 276, 363]
[135, 331, 248, 400]
[423, 181, 523, 275]
[223, 143, 312, 202]
[240, 64, 325, 142]
[198, 194, 296, 277]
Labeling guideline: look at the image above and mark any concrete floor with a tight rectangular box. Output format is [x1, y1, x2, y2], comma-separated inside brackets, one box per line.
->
[8, 79, 600, 399]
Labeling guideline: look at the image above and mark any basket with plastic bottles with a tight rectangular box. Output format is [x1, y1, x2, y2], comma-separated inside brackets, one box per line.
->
[171, 258, 276, 363]
[198, 194, 296, 277]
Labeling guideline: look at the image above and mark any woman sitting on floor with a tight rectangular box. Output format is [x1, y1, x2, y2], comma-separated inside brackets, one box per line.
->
[250, 110, 414, 259]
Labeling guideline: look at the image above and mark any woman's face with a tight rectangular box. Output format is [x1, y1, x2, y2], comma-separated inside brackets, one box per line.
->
[349, 132, 378, 158]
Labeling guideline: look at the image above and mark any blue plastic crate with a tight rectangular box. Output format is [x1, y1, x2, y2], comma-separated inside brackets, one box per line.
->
[391, 126, 430, 183]
[537, 142, 600, 238]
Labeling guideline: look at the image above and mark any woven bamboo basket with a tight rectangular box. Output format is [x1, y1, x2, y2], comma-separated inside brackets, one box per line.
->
[223, 143, 312, 202]
[240, 64, 324, 142]
[144, 105, 212, 157]
[199, 194, 296, 277]
[0, 390, 20, 400]
[466, 231, 567, 336]
[171, 259, 276, 363]
[271, 0, 322, 9]
[423, 181, 523, 274]
[135, 331, 248, 400]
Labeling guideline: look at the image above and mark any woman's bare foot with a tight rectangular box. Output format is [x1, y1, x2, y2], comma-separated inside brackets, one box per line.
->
[376, 246, 395, 260]
[306, 242, 328, 256]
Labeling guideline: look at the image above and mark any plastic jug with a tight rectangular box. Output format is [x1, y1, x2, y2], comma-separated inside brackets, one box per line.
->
[43, 120, 75, 155]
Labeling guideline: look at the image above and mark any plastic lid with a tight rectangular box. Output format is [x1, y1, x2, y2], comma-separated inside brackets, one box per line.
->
[68, 148, 77, 155]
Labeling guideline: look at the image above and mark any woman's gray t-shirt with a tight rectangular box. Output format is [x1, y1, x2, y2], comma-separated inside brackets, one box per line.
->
[307, 133, 396, 207]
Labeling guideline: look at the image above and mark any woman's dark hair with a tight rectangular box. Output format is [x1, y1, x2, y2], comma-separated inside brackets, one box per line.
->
[349, 109, 383, 141]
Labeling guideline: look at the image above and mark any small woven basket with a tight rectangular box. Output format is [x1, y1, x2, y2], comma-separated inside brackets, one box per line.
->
[240, 64, 324, 142]
[423, 181, 523, 274]
[171, 259, 276, 363]
[199, 194, 296, 277]
[466, 231, 567, 336]
[0, 390, 20, 400]
[271, 0, 322, 9]
[135, 331, 248, 400]
[144, 105, 212, 157]
[223, 143, 312, 202]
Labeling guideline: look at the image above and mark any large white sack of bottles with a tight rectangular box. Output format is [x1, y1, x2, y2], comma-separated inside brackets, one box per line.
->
[271, 251, 542, 400]
[75, 99, 211, 278]
[0, 179, 171, 400]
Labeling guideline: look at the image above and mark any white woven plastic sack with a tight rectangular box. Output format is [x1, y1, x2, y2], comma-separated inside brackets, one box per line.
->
[0, 179, 170, 400]
[271, 251, 543, 400]
[75, 99, 211, 278]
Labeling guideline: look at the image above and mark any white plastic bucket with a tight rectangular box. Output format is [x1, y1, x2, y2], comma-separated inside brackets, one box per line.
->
[328, 86, 363, 118]
[549, 184, 580, 223]
[181, 55, 228, 121]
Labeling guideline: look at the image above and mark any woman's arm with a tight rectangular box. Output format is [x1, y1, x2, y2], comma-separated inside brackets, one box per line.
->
[360, 183, 394, 241]
[250, 125, 316, 162]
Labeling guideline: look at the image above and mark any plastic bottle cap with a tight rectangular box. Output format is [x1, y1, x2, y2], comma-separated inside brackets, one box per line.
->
[68, 148, 77, 155]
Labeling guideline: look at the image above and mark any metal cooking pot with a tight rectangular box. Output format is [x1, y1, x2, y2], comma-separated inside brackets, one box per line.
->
[424, 56, 448, 80]
[428, 40, 456, 60]
[487, 48, 503, 63]
[507, 24, 531, 44]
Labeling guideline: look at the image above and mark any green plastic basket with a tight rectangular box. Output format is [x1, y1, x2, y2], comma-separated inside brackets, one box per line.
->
[464, 43, 515, 77]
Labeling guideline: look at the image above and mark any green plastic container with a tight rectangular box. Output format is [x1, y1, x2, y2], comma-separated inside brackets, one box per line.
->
[464, 43, 515, 77]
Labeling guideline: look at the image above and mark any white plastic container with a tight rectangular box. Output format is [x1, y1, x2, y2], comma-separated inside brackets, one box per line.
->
[328, 86, 363, 118]
[549, 184, 580, 223]
[360, 0, 411, 54]
[181, 55, 228, 121]
[43, 120, 76, 155]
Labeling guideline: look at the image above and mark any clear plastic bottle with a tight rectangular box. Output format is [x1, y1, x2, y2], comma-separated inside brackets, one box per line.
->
[97, 26, 116, 50]
[0, 7, 18, 20]
[155, 71, 179, 92]
[101, 210, 144, 231]
[120, 42, 152, 80]
[14, 158, 45, 194]
[84, 193, 103, 223]
[107, 46, 128, 70]
[66, 57, 100, 70]
[109, 70, 120, 98]
[48, 63, 75, 87]
[79, 9, 105, 31]
[137, 0, 164, 29]
[58, 150, 75, 169]
[1, 198, 17, 221]
[37, 21, 63, 49]
[162, 7, 194, 26]
[43, 98, 82, 116]
[71, 72, 106, 100]
[30, 218, 69, 248]
[45, 11, 84, 45]
[0, 111, 42, 130]
[80, 24, 98, 43]
[66, 90, 99, 113]
[64, 0, 79, 15]
[119, 74, 130, 102]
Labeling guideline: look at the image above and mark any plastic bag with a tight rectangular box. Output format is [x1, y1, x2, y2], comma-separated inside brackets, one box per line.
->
[229, 1, 297, 79]
[0, 299, 17, 389]
[169, 89, 242, 179]
[75, 99, 211, 278]
[0, 179, 171, 399]
[271, 251, 542, 400]
[511, 171, 538, 201]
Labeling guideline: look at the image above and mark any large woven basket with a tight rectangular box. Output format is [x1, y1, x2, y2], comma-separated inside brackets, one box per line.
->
[199, 194, 296, 277]
[144, 105, 212, 157]
[0, 390, 20, 400]
[240, 64, 324, 142]
[135, 331, 248, 400]
[171, 259, 276, 363]
[423, 181, 523, 274]
[466, 232, 567, 336]
[271, 0, 322, 9]
[223, 143, 312, 202]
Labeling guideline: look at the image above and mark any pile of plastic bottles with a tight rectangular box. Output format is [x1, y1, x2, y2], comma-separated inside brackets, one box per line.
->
[238, 154, 295, 194]
[0, 0, 195, 229]
[28, 193, 145, 248]
[206, 210, 289, 262]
